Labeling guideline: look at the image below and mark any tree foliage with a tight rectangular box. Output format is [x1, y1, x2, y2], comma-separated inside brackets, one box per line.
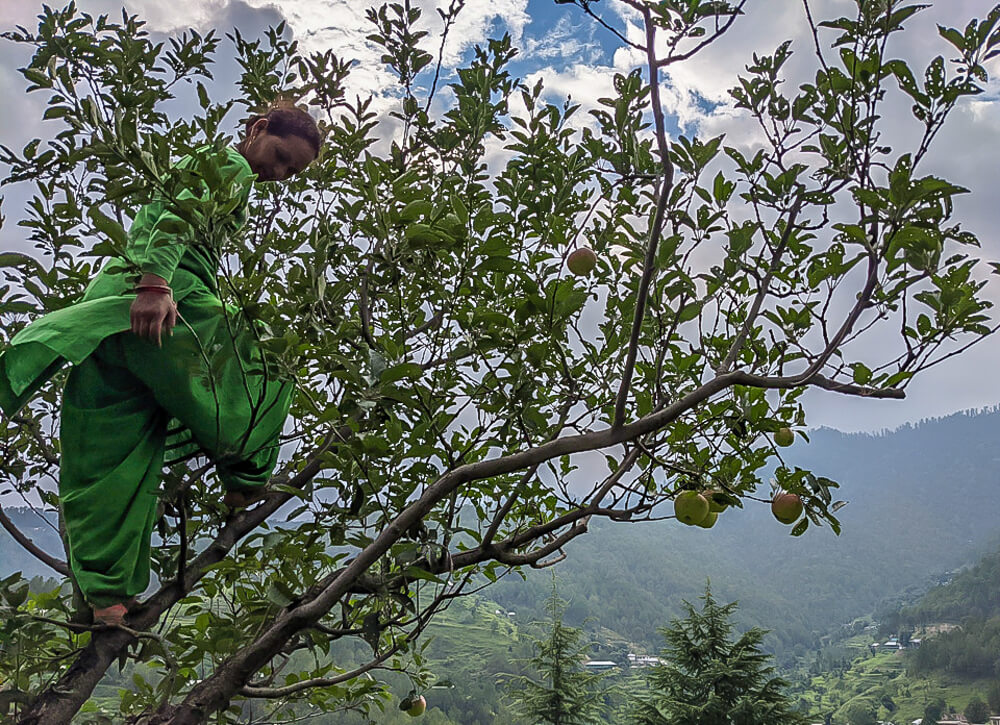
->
[964, 696, 990, 723]
[842, 700, 877, 725]
[923, 697, 947, 724]
[505, 579, 609, 725]
[989, 681, 1000, 715]
[0, 0, 998, 723]
[630, 584, 804, 725]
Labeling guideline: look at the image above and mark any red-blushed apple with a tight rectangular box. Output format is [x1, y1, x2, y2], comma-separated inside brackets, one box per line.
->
[771, 492, 803, 524]
[567, 247, 597, 276]
[674, 491, 709, 526]
[774, 427, 794, 447]
[406, 695, 427, 717]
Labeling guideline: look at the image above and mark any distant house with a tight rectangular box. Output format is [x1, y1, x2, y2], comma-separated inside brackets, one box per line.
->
[582, 660, 618, 672]
[627, 653, 664, 668]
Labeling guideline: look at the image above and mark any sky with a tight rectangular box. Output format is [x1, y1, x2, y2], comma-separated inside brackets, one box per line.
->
[1, 0, 998, 433]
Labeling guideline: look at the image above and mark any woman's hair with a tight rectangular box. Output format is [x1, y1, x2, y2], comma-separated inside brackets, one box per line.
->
[242, 99, 322, 156]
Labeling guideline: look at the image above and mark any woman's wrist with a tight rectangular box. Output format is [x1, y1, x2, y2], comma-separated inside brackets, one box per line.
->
[134, 285, 173, 298]
[134, 272, 174, 301]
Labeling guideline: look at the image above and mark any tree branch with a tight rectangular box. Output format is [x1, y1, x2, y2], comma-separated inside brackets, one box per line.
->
[15, 422, 354, 725]
[656, 1, 749, 67]
[614, 5, 675, 428]
[0, 505, 69, 576]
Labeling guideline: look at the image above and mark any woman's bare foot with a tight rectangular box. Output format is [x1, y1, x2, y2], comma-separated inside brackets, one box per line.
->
[92, 603, 128, 626]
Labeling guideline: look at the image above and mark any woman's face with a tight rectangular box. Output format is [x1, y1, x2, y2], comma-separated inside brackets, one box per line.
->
[243, 119, 316, 182]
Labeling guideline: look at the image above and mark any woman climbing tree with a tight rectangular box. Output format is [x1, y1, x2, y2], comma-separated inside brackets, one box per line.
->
[0, 100, 321, 626]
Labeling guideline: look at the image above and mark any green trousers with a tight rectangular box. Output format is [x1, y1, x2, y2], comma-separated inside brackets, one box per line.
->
[59, 291, 293, 607]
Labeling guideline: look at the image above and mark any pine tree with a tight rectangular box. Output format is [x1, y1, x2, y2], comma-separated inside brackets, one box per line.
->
[964, 696, 989, 723]
[631, 584, 805, 725]
[507, 580, 610, 724]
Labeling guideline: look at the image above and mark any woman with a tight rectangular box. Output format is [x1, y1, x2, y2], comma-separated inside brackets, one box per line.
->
[0, 100, 320, 625]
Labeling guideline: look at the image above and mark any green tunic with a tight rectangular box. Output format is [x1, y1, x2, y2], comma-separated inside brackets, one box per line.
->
[0, 147, 294, 606]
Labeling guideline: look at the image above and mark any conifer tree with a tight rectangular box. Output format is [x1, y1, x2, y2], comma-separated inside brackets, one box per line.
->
[965, 696, 989, 723]
[632, 584, 805, 725]
[507, 580, 610, 724]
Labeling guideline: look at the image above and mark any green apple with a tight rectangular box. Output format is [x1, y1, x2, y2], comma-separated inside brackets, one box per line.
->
[696, 510, 719, 529]
[774, 427, 795, 447]
[771, 492, 803, 524]
[567, 247, 597, 276]
[406, 695, 426, 717]
[674, 491, 709, 526]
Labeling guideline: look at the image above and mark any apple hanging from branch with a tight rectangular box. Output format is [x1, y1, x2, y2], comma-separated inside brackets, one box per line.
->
[566, 247, 597, 276]
[674, 491, 710, 526]
[771, 492, 803, 525]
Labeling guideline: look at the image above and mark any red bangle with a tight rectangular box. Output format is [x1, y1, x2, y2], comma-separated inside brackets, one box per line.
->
[134, 285, 173, 298]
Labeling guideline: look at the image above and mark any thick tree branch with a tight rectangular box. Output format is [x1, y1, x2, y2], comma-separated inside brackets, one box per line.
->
[482, 518, 589, 568]
[732, 371, 905, 399]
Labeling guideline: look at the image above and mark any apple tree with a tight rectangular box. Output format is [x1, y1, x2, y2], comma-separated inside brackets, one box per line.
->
[0, 0, 998, 723]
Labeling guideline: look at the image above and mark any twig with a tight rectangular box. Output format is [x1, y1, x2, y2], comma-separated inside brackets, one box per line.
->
[570, 1, 645, 52]
[655, 0, 749, 67]
[0, 505, 70, 576]
[717, 192, 805, 374]
[11, 415, 59, 465]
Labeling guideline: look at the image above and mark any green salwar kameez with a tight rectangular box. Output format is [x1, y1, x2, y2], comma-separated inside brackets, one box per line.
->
[0, 147, 292, 606]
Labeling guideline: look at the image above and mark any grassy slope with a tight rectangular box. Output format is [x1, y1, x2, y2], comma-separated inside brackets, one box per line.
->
[794, 647, 995, 724]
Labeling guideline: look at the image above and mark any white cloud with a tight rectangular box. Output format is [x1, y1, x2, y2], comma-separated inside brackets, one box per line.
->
[231, 0, 530, 110]
[523, 13, 603, 66]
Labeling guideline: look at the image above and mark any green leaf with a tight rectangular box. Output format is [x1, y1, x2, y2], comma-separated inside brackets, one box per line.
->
[380, 362, 422, 385]
[0, 252, 43, 272]
[88, 207, 128, 247]
[851, 363, 872, 385]
[404, 566, 445, 584]
[266, 580, 296, 608]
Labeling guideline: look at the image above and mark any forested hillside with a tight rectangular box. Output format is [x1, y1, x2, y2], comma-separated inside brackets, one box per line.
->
[899, 549, 1000, 624]
[895, 548, 1000, 680]
[489, 409, 1000, 663]
[792, 541, 1000, 725]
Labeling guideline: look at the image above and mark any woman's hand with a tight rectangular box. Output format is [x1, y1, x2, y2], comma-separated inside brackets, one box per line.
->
[130, 274, 177, 347]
